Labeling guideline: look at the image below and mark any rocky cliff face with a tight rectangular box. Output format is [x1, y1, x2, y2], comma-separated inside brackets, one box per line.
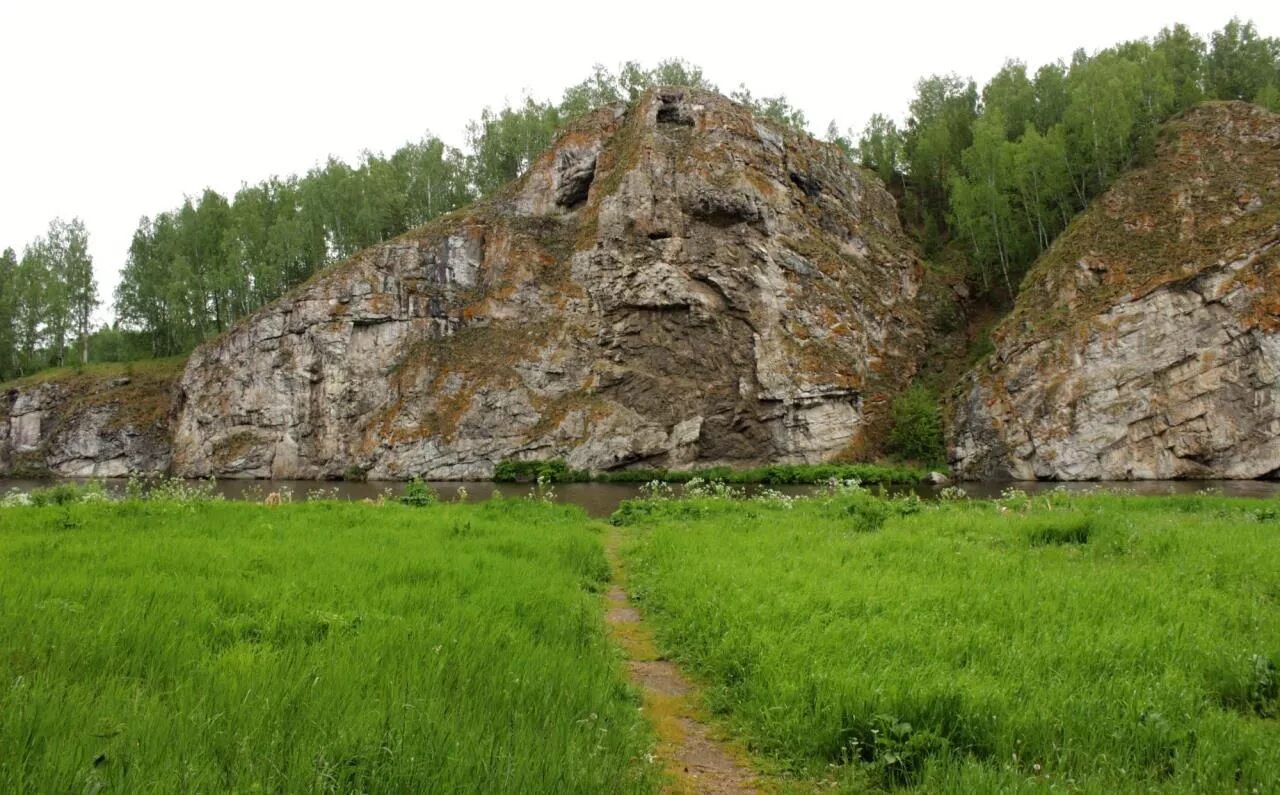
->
[0, 362, 178, 477]
[951, 102, 1280, 480]
[172, 88, 924, 479]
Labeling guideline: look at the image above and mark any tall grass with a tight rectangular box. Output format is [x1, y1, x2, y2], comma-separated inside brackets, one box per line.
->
[0, 498, 655, 793]
[619, 490, 1280, 792]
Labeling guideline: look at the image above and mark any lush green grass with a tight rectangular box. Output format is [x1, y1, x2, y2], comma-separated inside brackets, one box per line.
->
[0, 355, 186, 391]
[0, 498, 655, 794]
[494, 458, 933, 485]
[618, 489, 1280, 792]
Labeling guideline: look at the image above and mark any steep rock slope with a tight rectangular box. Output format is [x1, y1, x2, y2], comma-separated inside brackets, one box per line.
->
[172, 89, 924, 479]
[952, 102, 1280, 480]
[0, 361, 179, 477]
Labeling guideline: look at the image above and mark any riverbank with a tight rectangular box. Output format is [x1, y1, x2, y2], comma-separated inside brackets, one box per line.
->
[5, 474, 1280, 518]
[491, 459, 936, 485]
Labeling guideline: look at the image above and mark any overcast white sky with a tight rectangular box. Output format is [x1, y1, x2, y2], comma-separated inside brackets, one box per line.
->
[2, 0, 1277, 322]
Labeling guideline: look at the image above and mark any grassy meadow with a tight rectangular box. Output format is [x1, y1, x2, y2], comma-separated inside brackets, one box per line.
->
[618, 486, 1280, 792]
[4, 480, 1280, 793]
[0, 496, 655, 794]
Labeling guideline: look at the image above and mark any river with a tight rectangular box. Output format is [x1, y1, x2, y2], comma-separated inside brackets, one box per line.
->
[3, 477, 1279, 518]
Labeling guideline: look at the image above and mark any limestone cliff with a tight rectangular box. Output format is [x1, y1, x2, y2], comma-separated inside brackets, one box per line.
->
[951, 102, 1280, 480]
[0, 361, 179, 477]
[171, 88, 924, 479]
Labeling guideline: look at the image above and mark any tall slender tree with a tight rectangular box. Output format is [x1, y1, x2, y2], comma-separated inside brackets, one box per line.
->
[14, 247, 48, 374]
[61, 218, 98, 364]
[855, 114, 903, 184]
[0, 248, 18, 379]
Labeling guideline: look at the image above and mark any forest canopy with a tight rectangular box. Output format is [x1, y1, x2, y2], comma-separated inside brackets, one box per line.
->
[842, 18, 1280, 295]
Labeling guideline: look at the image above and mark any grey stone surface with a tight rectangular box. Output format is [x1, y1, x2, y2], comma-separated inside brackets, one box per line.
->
[952, 255, 1280, 480]
[1, 379, 173, 477]
[170, 88, 924, 479]
[951, 102, 1280, 481]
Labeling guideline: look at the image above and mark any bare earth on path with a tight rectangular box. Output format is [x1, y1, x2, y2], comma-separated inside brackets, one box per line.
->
[603, 533, 764, 794]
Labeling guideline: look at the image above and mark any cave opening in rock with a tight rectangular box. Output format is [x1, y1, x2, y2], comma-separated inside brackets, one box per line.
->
[656, 92, 694, 126]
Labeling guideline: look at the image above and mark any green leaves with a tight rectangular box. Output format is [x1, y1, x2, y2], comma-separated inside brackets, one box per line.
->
[0, 248, 17, 378]
[729, 84, 809, 133]
[0, 219, 98, 378]
[854, 113, 902, 183]
[903, 73, 979, 235]
[1207, 18, 1280, 102]
[852, 17, 1277, 303]
[114, 137, 473, 356]
[887, 384, 945, 466]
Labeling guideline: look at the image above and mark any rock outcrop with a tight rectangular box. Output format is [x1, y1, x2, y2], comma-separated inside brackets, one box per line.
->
[171, 88, 924, 479]
[951, 102, 1280, 480]
[0, 362, 178, 477]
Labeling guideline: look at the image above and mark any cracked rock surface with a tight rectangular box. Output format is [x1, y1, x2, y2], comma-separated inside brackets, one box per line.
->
[1, 366, 178, 477]
[951, 102, 1280, 480]
[170, 88, 924, 479]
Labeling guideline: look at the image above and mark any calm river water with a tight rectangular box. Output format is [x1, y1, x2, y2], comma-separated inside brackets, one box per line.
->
[2, 478, 1279, 518]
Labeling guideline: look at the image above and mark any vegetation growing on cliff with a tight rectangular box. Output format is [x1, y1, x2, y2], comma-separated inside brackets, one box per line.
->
[991, 99, 1280, 350]
[0, 358, 185, 479]
[849, 19, 1280, 443]
[847, 18, 1279, 297]
[885, 384, 947, 466]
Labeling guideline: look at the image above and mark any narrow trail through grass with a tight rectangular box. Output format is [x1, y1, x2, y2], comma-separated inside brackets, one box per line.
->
[616, 489, 1280, 792]
[603, 529, 762, 795]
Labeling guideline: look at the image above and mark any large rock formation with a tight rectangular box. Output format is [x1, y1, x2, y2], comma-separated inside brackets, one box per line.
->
[171, 88, 924, 479]
[0, 362, 178, 477]
[951, 102, 1280, 480]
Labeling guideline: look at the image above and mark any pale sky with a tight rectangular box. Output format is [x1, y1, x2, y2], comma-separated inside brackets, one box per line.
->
[2, 0, 1277, 323]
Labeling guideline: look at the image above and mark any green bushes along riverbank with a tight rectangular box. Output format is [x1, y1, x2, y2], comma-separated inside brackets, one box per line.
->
[492, 458, 934, 485]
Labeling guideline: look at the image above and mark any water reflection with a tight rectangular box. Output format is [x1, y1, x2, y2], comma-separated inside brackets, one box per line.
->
[1, 477, 1277, 518]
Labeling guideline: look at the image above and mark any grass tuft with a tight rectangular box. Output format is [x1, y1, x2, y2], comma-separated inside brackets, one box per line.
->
[1023, 513, 1093, 546]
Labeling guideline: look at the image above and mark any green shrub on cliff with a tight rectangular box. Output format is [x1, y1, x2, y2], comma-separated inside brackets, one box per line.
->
[887, 384, 945, 466]
[493, 458, 576, 483]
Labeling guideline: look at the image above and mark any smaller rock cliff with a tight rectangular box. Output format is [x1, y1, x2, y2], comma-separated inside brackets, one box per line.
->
[951, 102, 1280, 480]
[0, 361, 179, 477]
